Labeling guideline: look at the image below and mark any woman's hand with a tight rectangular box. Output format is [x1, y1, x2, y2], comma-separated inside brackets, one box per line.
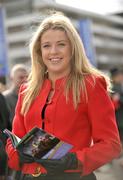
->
[6, 138, 20, 170]
[34, 153, 78, 175]
[18, 152, 34, 167]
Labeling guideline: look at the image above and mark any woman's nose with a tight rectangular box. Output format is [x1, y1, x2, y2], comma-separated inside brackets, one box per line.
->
[50, 45, 58, 54]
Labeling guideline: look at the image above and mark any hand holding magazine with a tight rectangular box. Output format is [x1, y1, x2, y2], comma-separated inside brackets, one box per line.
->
[3, 127, 73, 159]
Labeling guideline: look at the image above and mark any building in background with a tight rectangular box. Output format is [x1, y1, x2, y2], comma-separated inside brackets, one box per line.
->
[56, 0, 123, 15]
[0, 5, 9, 90]
[1, 0, 123, 75]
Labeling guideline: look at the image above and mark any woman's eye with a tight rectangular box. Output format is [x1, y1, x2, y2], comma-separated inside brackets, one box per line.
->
[58, 43, 65, 46]
[42, 44, 50, 48]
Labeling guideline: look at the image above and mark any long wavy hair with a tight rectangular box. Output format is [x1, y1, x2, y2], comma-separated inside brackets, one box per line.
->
[21, 12, 111, 115]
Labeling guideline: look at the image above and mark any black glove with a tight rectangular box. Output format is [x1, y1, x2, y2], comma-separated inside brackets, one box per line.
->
[35, 153, 78, 175]
[18, 151, 34, 167]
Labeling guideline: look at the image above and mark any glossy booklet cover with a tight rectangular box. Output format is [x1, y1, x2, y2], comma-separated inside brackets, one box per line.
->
[3, 127, 73, 159]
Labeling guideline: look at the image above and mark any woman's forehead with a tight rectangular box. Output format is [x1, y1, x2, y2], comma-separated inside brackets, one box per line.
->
[41, 29, 69, 42]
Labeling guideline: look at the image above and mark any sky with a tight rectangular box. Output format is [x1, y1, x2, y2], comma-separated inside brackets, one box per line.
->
[56, 0, 123, 15]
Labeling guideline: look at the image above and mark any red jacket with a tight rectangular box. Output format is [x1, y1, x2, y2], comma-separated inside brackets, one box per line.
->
[6, 75, 121, 175]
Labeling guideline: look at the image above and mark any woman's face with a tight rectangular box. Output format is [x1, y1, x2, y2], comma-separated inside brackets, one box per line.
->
[40, 29, 72, 79]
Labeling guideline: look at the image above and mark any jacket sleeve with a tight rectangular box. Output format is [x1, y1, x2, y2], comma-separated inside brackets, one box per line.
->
[6, 85, 26, 170]
[76, 77, 121, 175]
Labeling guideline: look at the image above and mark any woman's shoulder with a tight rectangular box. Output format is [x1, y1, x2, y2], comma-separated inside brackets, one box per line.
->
[84, 74, 107, 91]
[19, 83, 28, 93]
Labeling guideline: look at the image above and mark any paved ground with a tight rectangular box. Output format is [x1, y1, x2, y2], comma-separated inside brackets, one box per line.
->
[95, 157, 123, 180]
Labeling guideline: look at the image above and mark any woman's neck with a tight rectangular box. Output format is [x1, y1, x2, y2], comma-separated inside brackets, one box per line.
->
[48, 71, 70, 89]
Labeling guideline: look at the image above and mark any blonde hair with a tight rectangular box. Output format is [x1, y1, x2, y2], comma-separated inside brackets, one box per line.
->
[21, 12, 111, 115]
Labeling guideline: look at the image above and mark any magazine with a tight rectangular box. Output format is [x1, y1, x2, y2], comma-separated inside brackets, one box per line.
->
[3, 127, 73, 159]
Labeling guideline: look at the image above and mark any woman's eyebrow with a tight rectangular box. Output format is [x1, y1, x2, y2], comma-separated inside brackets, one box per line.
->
[41, 42, 49, 45]
[41, 40, 68, 45]
[57, 40, 68, 43]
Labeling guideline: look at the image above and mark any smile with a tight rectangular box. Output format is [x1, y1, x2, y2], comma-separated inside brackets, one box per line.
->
[49, 58, 62, 63]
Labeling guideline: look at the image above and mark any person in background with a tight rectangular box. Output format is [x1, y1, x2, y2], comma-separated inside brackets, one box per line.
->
[2, 64, 28, 179]
[0, 93, 11, 180]
[3, 64, 28, 128]
[6, 12, 121, 180]
[0, 82, 6, 93]
[110, 67, 123, 145]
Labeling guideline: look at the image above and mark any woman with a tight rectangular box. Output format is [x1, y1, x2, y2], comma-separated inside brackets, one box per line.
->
[6, 12, 121, 180]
